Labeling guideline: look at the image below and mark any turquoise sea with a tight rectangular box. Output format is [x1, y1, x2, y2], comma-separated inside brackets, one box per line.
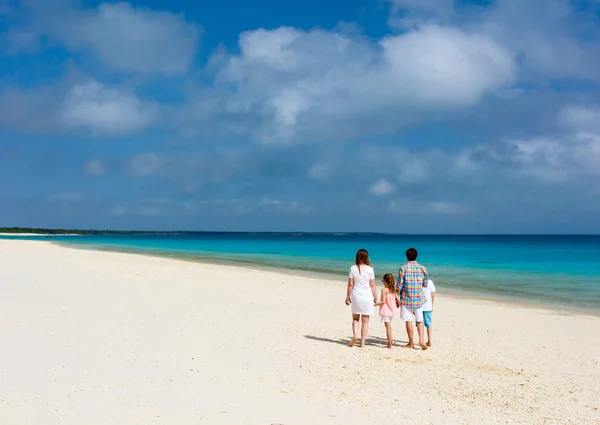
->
[3, 233, 600, 312]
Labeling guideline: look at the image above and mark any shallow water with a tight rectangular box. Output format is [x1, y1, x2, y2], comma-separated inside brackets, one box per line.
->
[4, 233, 600, 311]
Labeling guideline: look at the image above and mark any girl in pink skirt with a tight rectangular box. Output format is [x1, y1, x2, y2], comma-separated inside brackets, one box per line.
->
[376, 273, 400, 348]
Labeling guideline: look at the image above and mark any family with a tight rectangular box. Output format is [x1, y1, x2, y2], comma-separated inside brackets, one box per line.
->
[345, 248, 436, 350]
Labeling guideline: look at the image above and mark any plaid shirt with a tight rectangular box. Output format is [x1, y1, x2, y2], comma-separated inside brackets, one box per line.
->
[396, 261, 428, 310]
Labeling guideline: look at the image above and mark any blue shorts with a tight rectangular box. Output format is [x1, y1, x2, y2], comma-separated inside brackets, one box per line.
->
[423, 311, 433, 328]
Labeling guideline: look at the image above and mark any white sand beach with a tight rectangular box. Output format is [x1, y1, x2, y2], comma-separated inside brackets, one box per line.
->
[1, 240, 599, 425]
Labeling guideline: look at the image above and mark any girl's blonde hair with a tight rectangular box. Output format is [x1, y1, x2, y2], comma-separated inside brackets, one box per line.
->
[382, 273, 396, 292]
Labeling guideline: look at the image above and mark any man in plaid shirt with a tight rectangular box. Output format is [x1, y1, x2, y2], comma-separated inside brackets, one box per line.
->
[396, 247, 428, 351]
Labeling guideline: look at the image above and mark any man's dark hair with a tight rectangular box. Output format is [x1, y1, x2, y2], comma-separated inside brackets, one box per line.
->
[406, 248, 418, 262]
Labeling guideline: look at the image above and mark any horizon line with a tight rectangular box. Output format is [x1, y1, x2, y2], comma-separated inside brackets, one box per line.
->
[1, 227, 599, 236]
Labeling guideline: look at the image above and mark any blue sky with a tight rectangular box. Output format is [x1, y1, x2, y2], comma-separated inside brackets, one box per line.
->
[1, 0, 600, 233]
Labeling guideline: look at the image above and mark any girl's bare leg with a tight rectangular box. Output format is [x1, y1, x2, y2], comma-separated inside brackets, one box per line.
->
[348, 314, 360, 347]
[385, 322, 393, 348]
[360, 315, 370, 347]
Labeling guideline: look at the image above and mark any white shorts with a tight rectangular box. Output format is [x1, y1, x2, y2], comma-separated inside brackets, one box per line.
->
[401, 306, 424, 322]
[380, 316, 394, 323]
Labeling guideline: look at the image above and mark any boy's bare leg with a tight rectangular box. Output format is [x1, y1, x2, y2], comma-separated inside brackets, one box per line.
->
[404, 321, 414, 348]
[416, 321, 428, 350]
[426, 327, 432, 347]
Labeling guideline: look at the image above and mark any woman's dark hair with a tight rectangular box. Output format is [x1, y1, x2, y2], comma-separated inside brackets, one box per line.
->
[406, 248, 418, 262]
[355, 249, 371, 273]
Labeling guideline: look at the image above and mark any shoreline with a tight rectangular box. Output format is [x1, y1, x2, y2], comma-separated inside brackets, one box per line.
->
[51, 239, 600, 318]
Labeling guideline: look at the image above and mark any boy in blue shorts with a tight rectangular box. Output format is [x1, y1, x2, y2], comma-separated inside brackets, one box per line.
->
[422, 279, 436, 347]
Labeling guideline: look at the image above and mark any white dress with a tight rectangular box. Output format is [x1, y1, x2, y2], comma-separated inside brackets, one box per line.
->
[349, 264, 375, 315]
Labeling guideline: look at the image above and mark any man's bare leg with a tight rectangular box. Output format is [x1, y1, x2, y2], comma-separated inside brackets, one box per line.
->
[404, 320, 414, 348]
[416, 320, 427, 350]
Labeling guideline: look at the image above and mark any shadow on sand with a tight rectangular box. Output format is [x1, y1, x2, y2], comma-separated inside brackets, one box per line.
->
[304, 335, 409, 347]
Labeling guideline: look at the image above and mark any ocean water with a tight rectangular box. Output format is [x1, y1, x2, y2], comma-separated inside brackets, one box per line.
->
[4, 233, 600, 312]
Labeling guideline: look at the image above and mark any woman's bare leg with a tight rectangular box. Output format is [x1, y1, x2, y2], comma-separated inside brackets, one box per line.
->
[348, 314, 360, 347]
[360, 315, 370, 347]
[385, 322, 393, 348]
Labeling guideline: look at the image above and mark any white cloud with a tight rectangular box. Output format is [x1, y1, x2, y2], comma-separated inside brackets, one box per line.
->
[61, 80, 157, 135]
[570, 132, 600, 175]
[211, 199, 255, 215]
[464, 138, 572, 184]
[234, 27, 302, 72]
[478, 0, 600, 82]
[120, 149, 252, 183]
[559, 105, 600, 134]
[397, 156, 428, 184]
[48, 192, 83, 202]
[79, 3, 198, 75]
[259, 197, 281, 206]
[388, 200, 470, 214]
[127, 153, 164, 177]
[286, 201, 312, 213]
[510, 138, 564, 167]
[307, 163, 330, 181]
[525, 105, 600, 176]
[107, 204, 164, 217]
[203, 197, 312, 215]
[461, 104, 600, 183]
[47, 191, 84, 211]
[452, 151, 480, 176]
[388, 0, 456, 30]
[0, 84, 64, 133]
[356, 145, 433, 185]
[84, 159, 106, 176]
[369, 179, 397, 196]
[388, 0, 600, 82]
[258, 197, 312, 213]
[210, 25, 515, 144]
[430, 201, 467, 214]
[107, 198, 169, 216]
[48, 192, 83, 211]
[107, 204, 129, 216]
[8, 2, 200, 76]
[183, 201, 202, 215]
[137, 205, 164, 217]
[380, 27, 514, 106]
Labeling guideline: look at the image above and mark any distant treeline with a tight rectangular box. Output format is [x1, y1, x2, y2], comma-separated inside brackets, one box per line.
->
[0, 228, 390, 236]
[0, 227, 190, 235]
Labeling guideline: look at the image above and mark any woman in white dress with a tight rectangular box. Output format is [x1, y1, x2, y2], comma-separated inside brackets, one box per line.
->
[345, 249, 378, 347]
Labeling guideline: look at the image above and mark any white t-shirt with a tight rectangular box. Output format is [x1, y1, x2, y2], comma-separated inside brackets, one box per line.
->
[421, 280, 437, 311]
[348, 264, 375, 295]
